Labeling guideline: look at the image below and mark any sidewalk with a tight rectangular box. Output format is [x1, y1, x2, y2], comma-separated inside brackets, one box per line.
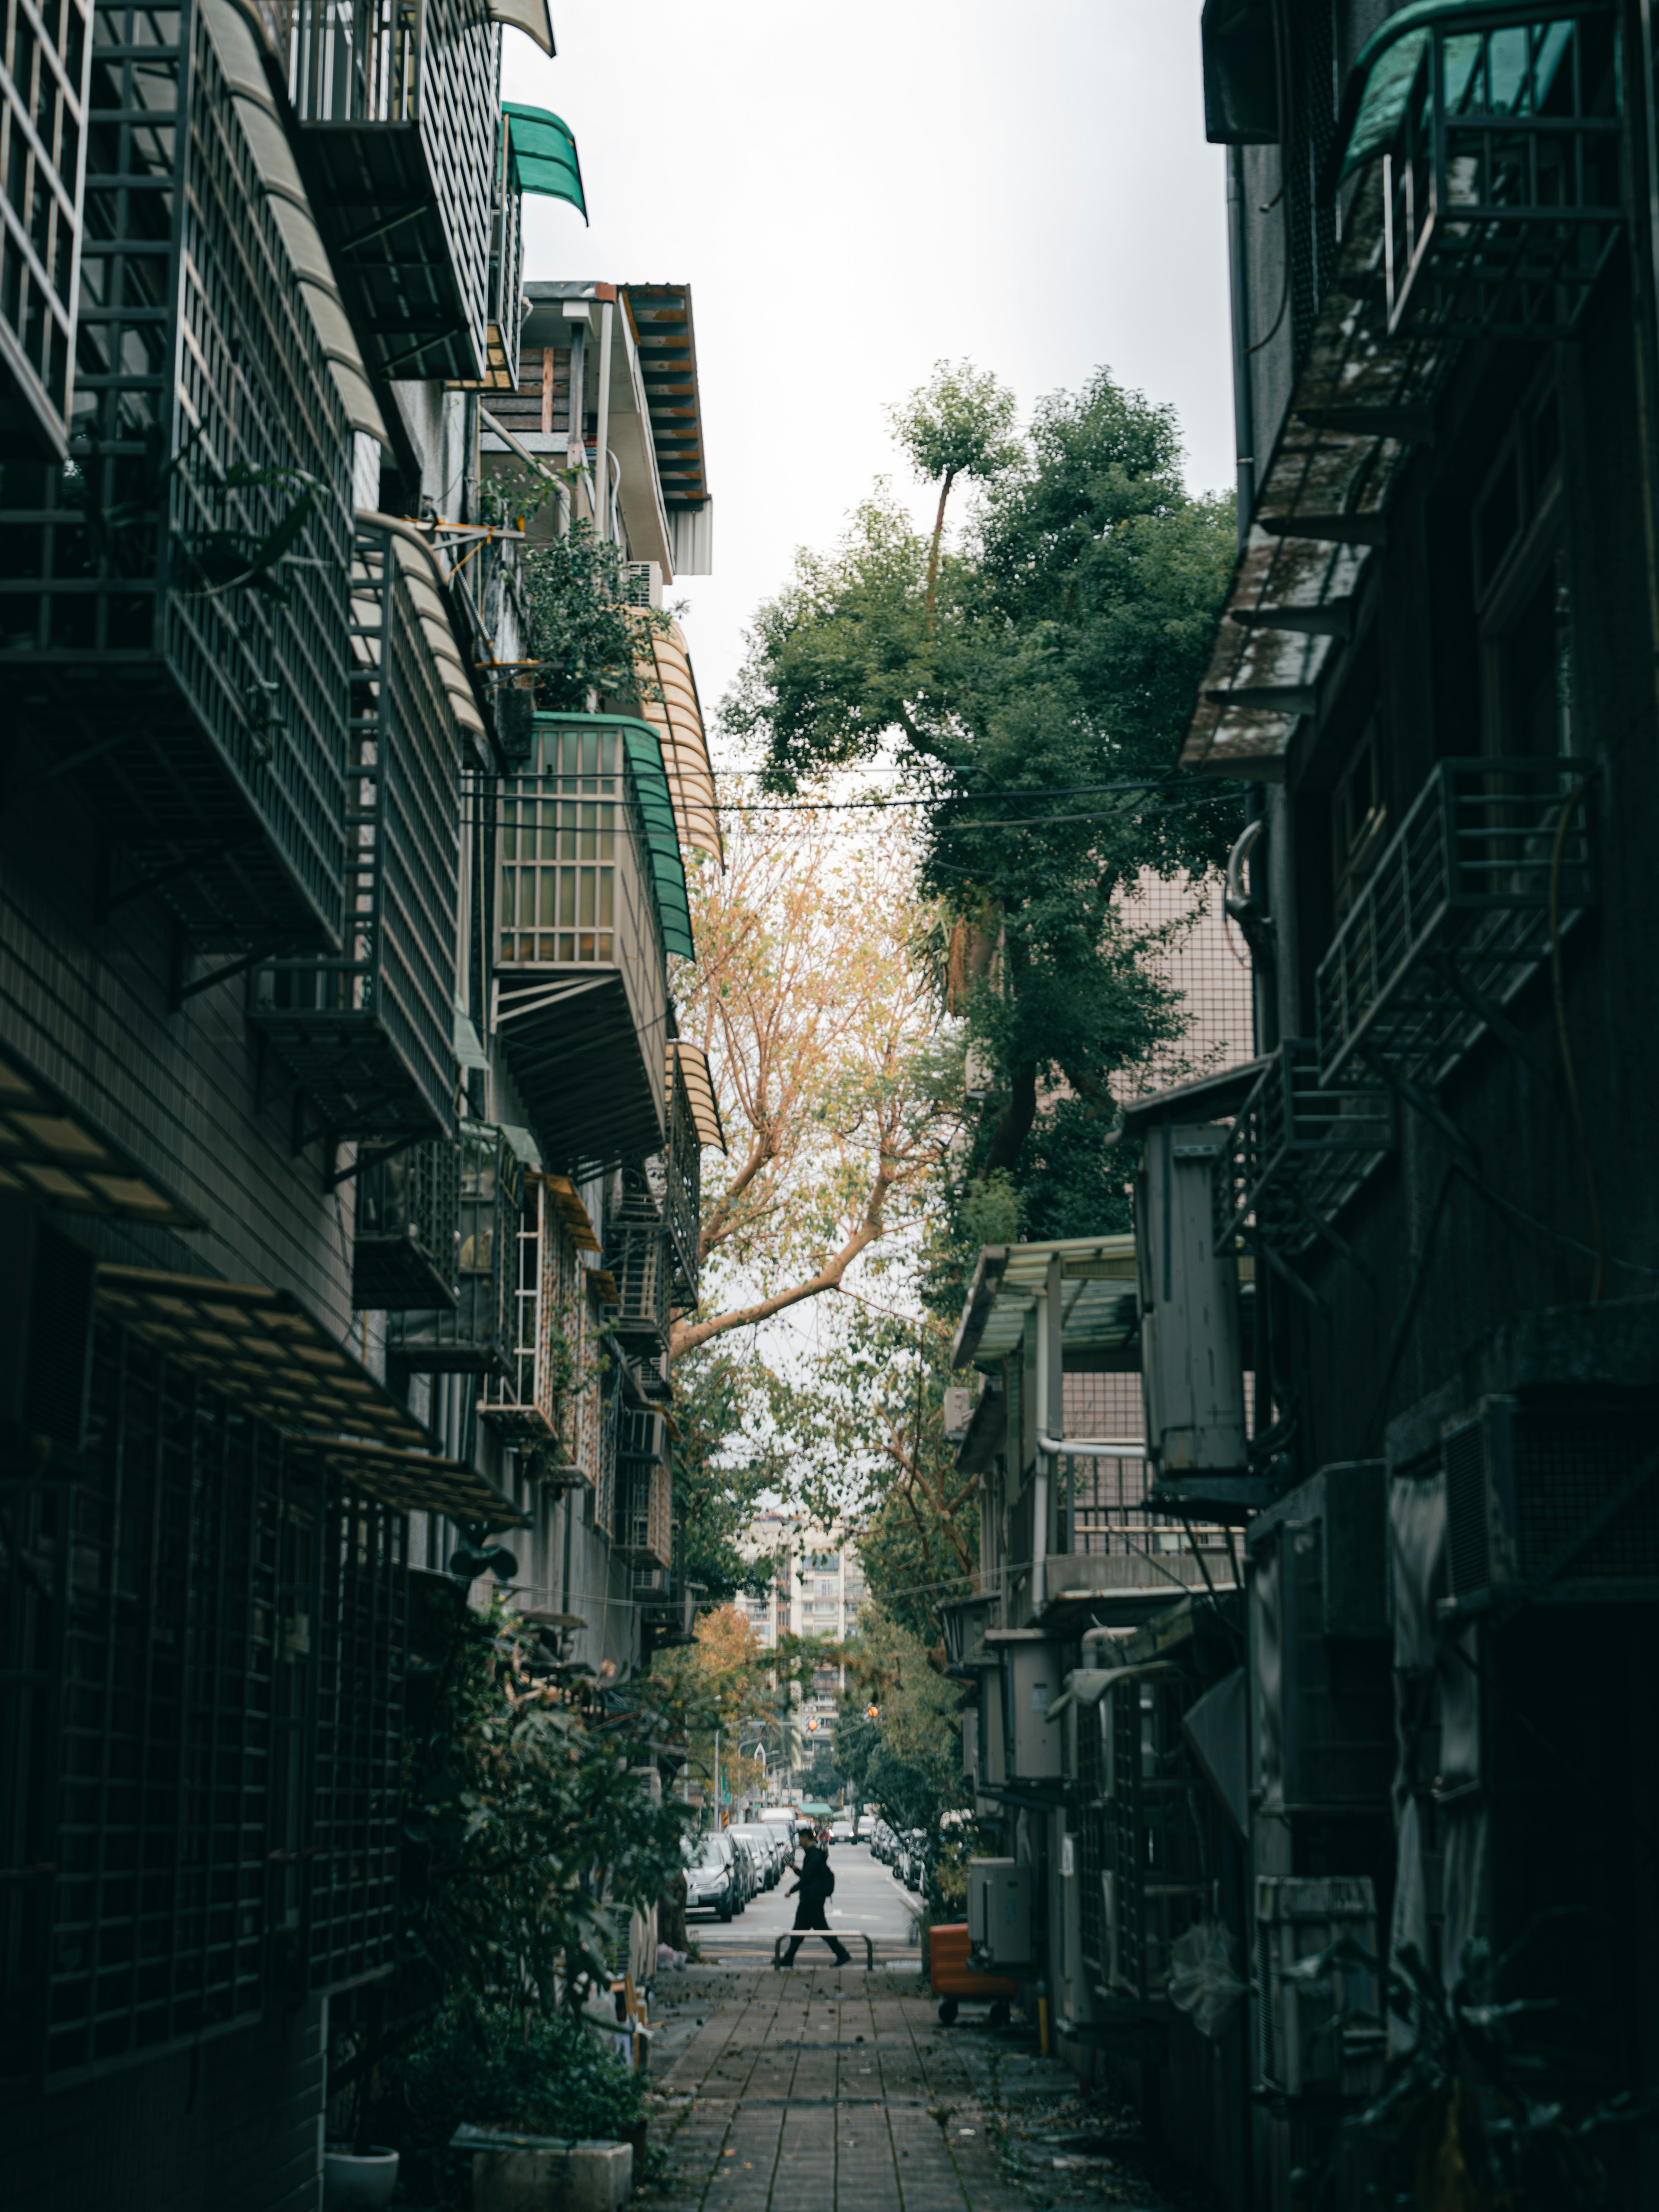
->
[638, 1962, 1211, 2212]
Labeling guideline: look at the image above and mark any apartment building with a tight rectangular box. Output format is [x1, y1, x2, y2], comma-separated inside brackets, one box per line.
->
[951, 7, 1659, 2208]
[735, 1514, 868, 1783]
[0, 4, 719, 2203]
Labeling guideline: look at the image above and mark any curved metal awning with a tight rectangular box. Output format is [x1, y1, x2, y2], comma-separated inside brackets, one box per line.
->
[210, 0, 390, 445]
[634, 618, 722, 866]
[669, 1038, 726, 1153]
[503, 104, 587, 220]
[354, 512, 487, 743]
[488, 0, 555, 55]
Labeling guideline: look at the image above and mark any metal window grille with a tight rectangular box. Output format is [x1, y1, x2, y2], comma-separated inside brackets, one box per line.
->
[0, 1318, 405, 2094]
[307, 1489, 407, 1989]
[351, 1137, 461, 1309]
[0, 0, 352, 942]
[607, 1204, 668, 1351]
[1104, 1675, 1206, 2003]
[1213, 1039, 1395, 1260]
[386, 1121, 521, 1373]
[0, 0, 354, 952]
[661, 1055, 701, 1305]
[493, 721, 669, 1164]
[1286, 0, 1337, 364]
[1381, 12, 1621, 340]
[1316, 756, 1595, 1092]
[276, 0, 498, 380]
[250, 522, 464, 1142]
[1053, 1373, 1234, 1573]
[0, 0, 92, 454]
[614, 1405, 669, 1567]
[477, 1175, 553, 1439]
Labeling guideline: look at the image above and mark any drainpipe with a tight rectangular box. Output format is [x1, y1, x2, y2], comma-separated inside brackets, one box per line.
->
[1030, 1253, 1063, 1614]
[1227, 143, 1256, 553]
[594, 299, 614, 543]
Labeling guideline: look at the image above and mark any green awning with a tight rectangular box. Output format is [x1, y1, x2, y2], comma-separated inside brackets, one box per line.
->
[529, 713, 695, 963]
[503, 104, 587, 220]
[619, 723, 695, 962]
[1339, 3, 1588, 181]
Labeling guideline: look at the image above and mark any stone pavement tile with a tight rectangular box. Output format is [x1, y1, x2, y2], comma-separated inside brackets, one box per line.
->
[643, 1965, 1099, 2212]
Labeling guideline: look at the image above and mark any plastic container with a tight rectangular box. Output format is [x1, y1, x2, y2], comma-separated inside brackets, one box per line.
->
[927, 1922, 1017, 2026]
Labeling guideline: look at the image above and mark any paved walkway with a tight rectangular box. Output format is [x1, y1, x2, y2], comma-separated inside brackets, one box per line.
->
[639, 1963, 1212, 2212]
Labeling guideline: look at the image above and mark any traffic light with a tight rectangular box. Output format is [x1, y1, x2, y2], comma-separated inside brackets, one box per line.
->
[865, 1704, 880, 1721]
[806, 1717, 819, 1732]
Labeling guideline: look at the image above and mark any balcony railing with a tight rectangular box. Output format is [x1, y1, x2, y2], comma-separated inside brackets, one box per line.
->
[614, 1405, 671, 1567]
[0, 0, 91, 456]
[262, 0, 498, 380]
[662, 1046, 702, 1304]
[1316, 757, 1594, 1093]
[1344, 5, 1621, 340]
[250, 521, 468, 1140]
[1214, 1041, 1395, 1260]
[494, 715, 693, 1166]
[352, 1137, 460, 1309]
[385, 1122, 521, 1373]
[0, 0, 354, 951]
[607, 1177, 670, 1352]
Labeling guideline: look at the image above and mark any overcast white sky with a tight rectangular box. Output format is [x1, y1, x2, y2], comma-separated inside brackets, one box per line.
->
[503, 1, 1233, 746]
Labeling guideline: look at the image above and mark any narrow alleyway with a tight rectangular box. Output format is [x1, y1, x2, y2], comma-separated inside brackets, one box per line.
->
[640, 1961, 1217, 2212]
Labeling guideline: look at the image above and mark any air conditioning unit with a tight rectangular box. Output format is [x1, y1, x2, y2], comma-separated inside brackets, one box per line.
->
[623, 560, 662, 610]
[0, 1194, 96, 1452]
[1256, 1876, 1386, 2101]
[942, 1385, 974, 1439]
[1000, 1638, 1063, 1782]
[968, 1859, 1034, 1968]
[1136, 1121, 1247, 1477]
[1442, 1392, 1659, 1615]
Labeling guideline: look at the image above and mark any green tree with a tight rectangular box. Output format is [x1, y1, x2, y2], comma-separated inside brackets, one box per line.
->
[403, 1589, 690, 2017]
[725, 364, 1237, 1240]
[887, 358, 1020, 630]
[670, 1348, 782, 1604]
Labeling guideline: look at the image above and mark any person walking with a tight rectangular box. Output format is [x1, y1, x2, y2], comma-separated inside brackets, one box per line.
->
[777, 1822, 850, 1967]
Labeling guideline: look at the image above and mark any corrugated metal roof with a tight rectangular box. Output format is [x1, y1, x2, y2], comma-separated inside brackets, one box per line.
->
[620, 285, 709, 510]
[953, 1236, 1139, 1369]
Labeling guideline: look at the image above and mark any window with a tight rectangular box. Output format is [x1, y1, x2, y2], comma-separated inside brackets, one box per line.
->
[815, 1578, 836, 1597]
[807, 1552, 840, 1570]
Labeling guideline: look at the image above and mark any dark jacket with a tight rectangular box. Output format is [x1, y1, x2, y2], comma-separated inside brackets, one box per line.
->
[794, 1842, 834, 1900]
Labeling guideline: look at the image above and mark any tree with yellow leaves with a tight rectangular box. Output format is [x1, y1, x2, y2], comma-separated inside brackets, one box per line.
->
[669, 798, 956, 1361]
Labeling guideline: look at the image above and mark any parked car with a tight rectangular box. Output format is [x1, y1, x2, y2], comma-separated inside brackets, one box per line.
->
[731, 1824, 781, 1889]
[684, 1831, 739, 1922]
[729, 1832, 760, 1907]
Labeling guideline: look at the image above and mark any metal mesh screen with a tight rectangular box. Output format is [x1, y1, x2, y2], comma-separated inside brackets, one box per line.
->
[0, 1318, 406, 2093]
[251, 524, 465, 1141]
[1111, 870, 1255, 1100]
[0, 0, 354, 950]
[0, 0, 90, 451]
[1287, 0, 1337, 365]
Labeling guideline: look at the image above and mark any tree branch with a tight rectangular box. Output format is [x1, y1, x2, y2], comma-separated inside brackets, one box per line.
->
[671, 1155, 898, 1357]
[983, 1057, 1038, 1175]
